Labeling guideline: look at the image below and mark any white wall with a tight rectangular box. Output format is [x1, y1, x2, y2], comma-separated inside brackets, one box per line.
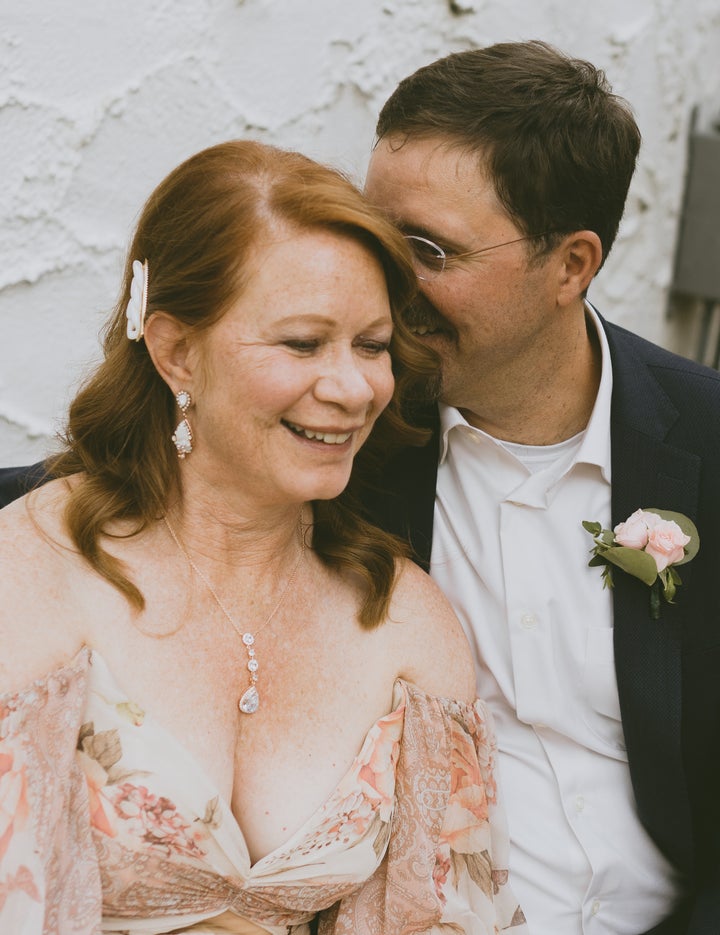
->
[2, 0, 719, 464]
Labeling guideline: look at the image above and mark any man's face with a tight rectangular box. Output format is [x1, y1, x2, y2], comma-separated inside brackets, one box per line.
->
[365, 136, 563, 423]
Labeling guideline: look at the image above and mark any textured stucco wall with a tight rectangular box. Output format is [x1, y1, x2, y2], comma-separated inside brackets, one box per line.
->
[2, 0, 720, 464]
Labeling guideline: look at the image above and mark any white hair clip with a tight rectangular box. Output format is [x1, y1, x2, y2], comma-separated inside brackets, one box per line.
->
[126, 259, 149, 341]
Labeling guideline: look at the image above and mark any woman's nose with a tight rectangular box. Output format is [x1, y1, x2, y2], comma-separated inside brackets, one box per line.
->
[313, 354, 375, 409]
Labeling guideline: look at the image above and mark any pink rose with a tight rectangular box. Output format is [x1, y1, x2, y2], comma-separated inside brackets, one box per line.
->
[76, 750, 117, 837]
[357, 705, 403, 818]
[613, 508, 657, 549]
[645, 520, 691, 572]
[438, 721, 490, 853]
[0, 744, 30, 862]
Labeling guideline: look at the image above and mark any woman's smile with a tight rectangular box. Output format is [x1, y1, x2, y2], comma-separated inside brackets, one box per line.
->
[283, 419, 356, 446]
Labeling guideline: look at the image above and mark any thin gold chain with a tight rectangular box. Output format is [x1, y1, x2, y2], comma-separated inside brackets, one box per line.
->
[162, 514, 305, 714]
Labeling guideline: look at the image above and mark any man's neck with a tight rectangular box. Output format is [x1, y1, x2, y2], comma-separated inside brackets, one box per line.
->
[458, 310, 602, 446]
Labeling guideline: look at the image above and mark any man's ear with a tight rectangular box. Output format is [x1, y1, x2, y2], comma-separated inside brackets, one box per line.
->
[143, 312, 198, 395]
[556, 231, 603, 307]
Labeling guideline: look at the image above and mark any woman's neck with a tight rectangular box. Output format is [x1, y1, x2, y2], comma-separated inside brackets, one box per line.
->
[163, 491, 307, 575]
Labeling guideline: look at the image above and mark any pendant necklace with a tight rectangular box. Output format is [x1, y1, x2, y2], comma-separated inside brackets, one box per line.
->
[163, 515, 305, 715]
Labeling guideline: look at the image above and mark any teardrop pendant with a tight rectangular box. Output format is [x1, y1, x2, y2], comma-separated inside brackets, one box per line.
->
[172, 418, 193, 458]
[172, 390, 193, 458]
[239, 685, 260, 714]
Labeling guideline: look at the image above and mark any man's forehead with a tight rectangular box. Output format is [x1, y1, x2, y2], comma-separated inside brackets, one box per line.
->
[370, 133, 486, 181]
[366, 136, 501, 230]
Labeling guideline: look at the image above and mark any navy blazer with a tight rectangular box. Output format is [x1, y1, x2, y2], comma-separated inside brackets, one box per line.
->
[1, 318, 719, 933]
[358, 318, 720, 935]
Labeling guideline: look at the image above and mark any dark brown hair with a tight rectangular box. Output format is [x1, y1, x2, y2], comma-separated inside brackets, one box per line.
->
[376, 40, 641, 269]
[49, 140, 437, 628]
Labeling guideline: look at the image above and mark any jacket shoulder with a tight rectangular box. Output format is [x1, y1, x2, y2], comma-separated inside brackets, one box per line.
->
[0, 462, 50, 509]
[604, 320, 720, 389]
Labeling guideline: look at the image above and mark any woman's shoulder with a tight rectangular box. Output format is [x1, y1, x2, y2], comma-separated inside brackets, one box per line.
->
[0, 477, 88, 695]
[0, 476, 75, 558]
[387, 558, 476, 703]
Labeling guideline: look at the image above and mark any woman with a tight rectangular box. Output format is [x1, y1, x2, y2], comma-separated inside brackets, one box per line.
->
[0, 141, 526, 934]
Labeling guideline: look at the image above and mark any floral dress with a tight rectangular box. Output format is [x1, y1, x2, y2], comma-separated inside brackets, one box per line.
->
[0, 648, 526, 934]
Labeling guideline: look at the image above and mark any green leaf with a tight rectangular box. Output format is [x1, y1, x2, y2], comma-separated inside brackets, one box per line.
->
[461, 849, 494, 898]
[588, 555, 608, 567]
[201, 795, 222, 829]
[643, 508, 700, 566]
[661, 574, 677, 603]
[372, 816, 392, 859]
[582, 520, 602, 535]
[603, 545, 658, 586]
[81, 727, 122, 770]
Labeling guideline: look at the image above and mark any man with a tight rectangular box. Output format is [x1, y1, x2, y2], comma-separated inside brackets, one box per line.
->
[360, 41, 720, 935]
[1, 39, 719, 935]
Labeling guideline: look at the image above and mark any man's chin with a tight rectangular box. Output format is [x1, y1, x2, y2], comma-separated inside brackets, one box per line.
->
[415, 331, 457, 365]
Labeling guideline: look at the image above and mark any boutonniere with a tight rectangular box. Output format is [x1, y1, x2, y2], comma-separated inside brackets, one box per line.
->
[582, 508, 700, 619]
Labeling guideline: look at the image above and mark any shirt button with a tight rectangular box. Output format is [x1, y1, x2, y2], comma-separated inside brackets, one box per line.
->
[520, 613, 537, 630]
[591, 899, 601, 915]
[575, 795, 585, 812]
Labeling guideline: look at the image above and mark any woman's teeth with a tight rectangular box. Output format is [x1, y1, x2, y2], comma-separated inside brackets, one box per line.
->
[286, 422, 351, 444]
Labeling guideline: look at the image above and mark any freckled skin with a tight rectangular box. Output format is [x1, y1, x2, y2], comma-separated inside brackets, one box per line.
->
[0, 225, 475, 868]
[183, 227, 397, 512]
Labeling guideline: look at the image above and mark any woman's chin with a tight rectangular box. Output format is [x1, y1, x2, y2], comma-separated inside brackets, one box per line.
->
[297, 471, 354, 504]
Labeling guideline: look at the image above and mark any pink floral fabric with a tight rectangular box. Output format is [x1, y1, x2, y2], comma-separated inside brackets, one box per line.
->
[0, 650, 526, 934]
[0, 653, 101, 935]
[322, 685, 527, 934]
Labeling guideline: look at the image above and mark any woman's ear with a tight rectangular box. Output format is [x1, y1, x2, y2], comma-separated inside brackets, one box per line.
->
[556, 231, 603, 307]
[143, 312, 198, 395]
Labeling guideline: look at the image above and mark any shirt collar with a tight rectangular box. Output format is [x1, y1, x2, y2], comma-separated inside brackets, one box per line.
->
[438, 301, 612, 483]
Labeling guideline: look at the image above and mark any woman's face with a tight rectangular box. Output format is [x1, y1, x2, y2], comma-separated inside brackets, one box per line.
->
[186, 227, 395, 510]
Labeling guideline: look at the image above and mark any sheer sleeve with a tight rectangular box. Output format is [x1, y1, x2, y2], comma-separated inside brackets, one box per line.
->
[0, 649, 102, 934]
[430, 696, 527, 932]
[318, 682, 527, 934]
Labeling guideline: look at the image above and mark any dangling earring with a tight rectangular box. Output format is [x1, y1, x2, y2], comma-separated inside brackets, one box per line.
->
[172, 390, 193, 458]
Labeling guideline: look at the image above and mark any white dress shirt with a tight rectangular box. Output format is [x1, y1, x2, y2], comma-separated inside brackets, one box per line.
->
[430, 307, 683, 933]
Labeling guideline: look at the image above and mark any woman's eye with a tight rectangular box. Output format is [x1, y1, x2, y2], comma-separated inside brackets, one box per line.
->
[284, 339, 319, 353]
[358, 340, 391, 355]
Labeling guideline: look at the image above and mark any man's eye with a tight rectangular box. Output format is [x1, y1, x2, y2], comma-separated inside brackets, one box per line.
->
[412, 242, 445, 269]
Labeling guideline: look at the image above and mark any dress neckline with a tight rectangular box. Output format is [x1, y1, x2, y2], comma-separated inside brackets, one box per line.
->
[47, 647, 408, 872]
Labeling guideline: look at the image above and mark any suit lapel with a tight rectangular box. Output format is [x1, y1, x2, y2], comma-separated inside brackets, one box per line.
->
[386, 422, 439, 571]
[607, 322, 698, 873]
[362, 408, 439, 571]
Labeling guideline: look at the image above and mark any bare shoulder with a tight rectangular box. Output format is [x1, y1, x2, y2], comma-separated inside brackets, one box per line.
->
[386, 558, 476, 702]
[0, 478, 87, 694]
[0, 475, 73, 558]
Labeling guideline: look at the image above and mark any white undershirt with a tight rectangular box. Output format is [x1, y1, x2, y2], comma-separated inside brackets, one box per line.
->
[430, 306, 683, 933]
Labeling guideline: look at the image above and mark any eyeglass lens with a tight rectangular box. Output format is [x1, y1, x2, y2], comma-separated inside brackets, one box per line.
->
[404, 235, 446, 280]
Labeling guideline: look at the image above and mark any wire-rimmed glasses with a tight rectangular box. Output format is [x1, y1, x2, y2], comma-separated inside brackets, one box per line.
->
[404, 232, 552, 281]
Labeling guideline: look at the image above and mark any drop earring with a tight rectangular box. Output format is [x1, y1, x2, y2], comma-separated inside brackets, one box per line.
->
[172, 390, 193, 458]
